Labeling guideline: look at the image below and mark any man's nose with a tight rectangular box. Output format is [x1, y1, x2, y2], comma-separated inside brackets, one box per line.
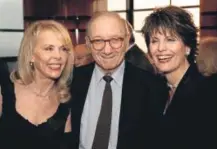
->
[103, 41, 113, 54]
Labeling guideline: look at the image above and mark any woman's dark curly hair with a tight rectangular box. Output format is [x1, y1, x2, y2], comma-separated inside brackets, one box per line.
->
[141, 5, 198, 64]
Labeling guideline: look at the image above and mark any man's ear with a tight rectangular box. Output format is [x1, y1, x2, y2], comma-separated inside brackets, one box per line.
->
[126, 33, 130, 43]
[85, 36, 91, 50]
[125, 34, 131, 51]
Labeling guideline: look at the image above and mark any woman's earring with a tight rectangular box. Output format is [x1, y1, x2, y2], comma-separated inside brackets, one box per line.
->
[30, 62, 34, 69]
[186, 49, 190, 56]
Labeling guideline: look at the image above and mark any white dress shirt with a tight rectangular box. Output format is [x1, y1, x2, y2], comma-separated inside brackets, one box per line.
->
[79, 61, 125, 149]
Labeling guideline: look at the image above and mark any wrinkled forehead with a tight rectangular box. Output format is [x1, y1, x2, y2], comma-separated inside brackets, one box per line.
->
[89, 15, 126, 37]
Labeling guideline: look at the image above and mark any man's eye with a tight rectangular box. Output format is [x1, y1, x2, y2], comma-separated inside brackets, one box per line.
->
[93, 39, 103, 43]
[111, 38, 123, 43]
[111, 38, 119, 42]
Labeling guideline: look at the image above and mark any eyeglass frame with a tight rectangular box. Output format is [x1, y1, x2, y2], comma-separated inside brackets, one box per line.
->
[86, 36, 126, 51]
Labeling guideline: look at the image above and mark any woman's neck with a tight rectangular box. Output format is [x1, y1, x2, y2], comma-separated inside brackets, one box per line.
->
[166, 61, 190, 87]
[29, 77, 55, 97]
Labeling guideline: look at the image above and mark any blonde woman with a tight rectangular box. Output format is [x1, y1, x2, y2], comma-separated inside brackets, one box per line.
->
[0, 20, 74, 149]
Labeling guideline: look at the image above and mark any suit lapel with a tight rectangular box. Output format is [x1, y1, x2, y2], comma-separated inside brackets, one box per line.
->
[166, 64, 201, 113]
[71, 63, 95, 147]
[72, 63, 95, 111]
[117, 62, 142, 148]
[118, 61, 131, 127]
[117, 62, 153, 149]
[117, 61, 131, 148]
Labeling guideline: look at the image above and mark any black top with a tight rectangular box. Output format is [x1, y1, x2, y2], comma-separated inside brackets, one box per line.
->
[199, 73, 217, 148]
[152, 64, 216, 149]
[0, 59, 12, 96]
[125, 44, 155, 73]
[0, 83, 70, 149]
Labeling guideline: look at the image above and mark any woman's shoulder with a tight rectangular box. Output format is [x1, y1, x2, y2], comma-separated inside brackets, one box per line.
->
[201, 74, 217, 91]
[58, 99, 71, 115]
[0, 59, 10, 85]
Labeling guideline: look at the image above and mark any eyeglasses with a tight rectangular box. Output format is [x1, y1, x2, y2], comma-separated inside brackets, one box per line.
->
[88, 37, 124, 51]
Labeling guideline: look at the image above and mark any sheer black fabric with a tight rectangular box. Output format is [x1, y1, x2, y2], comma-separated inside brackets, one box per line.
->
[0, 83, 70, 149]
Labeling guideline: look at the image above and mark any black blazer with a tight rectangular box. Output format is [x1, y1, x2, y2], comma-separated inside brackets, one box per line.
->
[70, 61, 168, 149]
[154, 64, 214, 149]
[125, 44, 154, 73]
[0, 59, 12, 125]
[198, 73, 217, 149]
[0, 59, 11, 96]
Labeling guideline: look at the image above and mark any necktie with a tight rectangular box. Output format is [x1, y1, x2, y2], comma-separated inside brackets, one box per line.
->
[92, 75, 113, 149]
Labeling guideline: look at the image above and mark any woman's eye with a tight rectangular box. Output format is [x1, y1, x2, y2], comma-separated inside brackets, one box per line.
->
[151, 40, 157, 43]
[45, 46, 53, 51]
[62, 47, 69, 52]
[167, 38, 176, 42]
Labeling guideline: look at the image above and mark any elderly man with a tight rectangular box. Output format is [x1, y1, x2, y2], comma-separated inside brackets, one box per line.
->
[70, 12, 167, 149]
[74, 44, 94, 67]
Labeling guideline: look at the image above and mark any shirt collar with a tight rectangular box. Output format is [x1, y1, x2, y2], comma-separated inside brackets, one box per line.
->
[127, 43, 136, 51]
[94, 60, 125, 87]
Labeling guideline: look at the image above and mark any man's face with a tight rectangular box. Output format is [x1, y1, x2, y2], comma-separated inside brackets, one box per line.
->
[75, 53, 93, 67]
[74, 44, 93, 67]
[87, 15, 129, 73]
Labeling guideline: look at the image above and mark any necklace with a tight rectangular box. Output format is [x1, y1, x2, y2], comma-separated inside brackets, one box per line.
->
[27, 84, 54, 98]
[31, 89, 51, 98]
[167, 82, 178, 90]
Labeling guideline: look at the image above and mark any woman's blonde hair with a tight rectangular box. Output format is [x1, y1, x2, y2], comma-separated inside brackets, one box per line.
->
[197, 37, 217, 76]
[11, 20, 74, 102]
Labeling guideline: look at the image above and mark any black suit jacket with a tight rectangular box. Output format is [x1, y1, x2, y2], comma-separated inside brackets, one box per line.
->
[0, 59, 12, 125]
[125, 44, 154, 73]
[70, 61, 168, 149]
[154, 64, 215, 149]
[198, 73, 217, 149]
[0, 59, 11, 96]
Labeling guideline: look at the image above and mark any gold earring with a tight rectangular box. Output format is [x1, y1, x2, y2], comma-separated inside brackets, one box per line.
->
[30, 62, 34, 69]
